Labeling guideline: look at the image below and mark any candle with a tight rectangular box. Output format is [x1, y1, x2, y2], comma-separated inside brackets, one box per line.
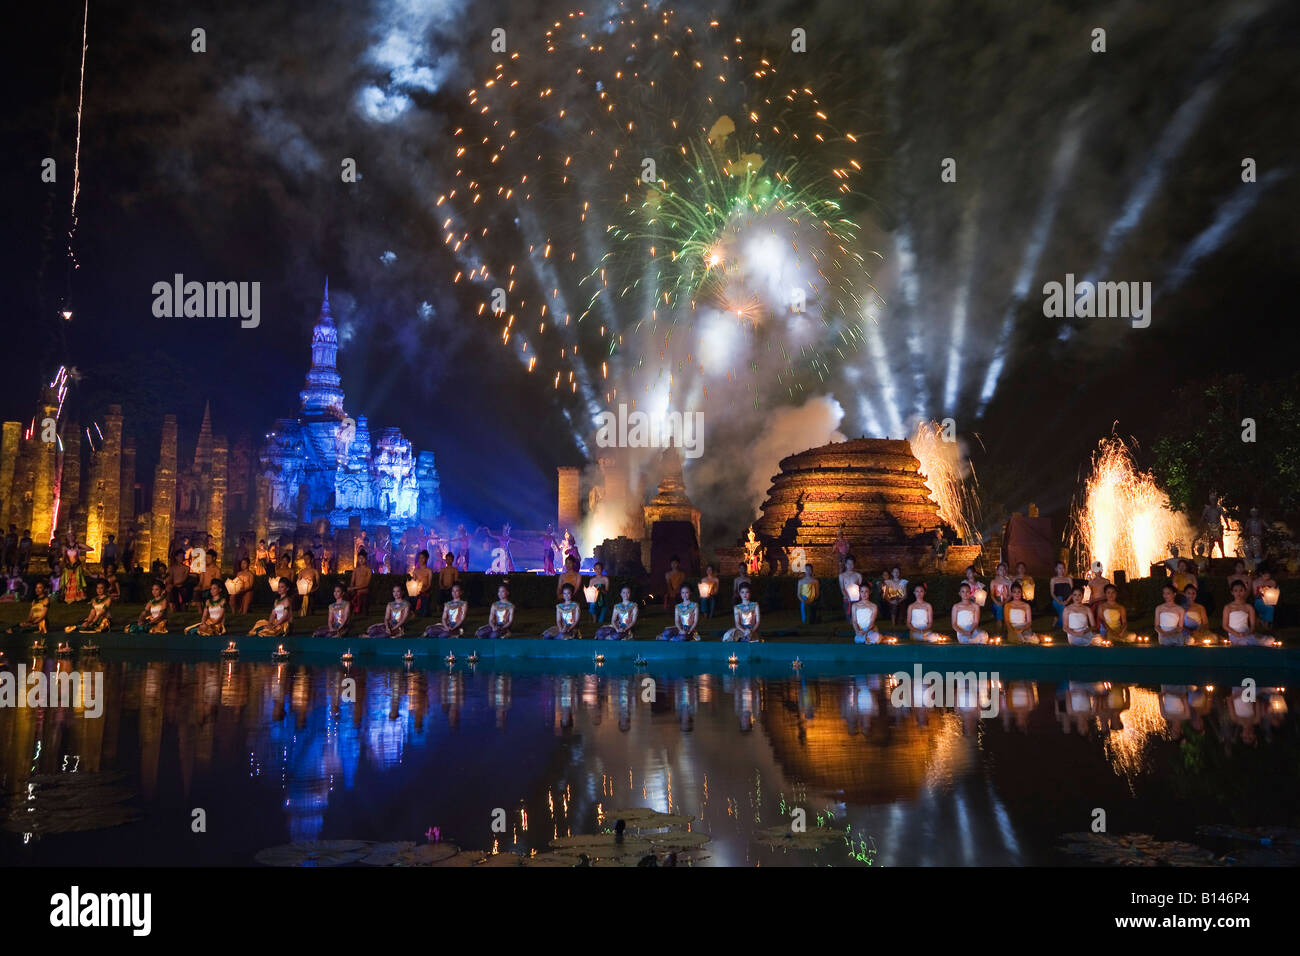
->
[406, 579, 423, 597]
[698, 581, 715, 598]
[583, 585, 599, 603]
[297, 578, 312, 596]
[268, 576, 281, 592]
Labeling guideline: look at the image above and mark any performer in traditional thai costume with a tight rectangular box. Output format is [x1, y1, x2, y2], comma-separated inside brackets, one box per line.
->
[296, 551, 321, 617]
[408, 549, 434, 617]
[247, 579, 291, 636]
[1049, 562, 1072, 627]
[452, 525, 471, 572]
[881, 567, 908, 626]
[479, 524, 515, 572]
[1004, 582, 1036, 643]
[348, 551, 372, 615]
[595, 586, 638, 640]
[1170, 560, 1196, 600]
[1013, 562, 1036, 606]
[658, 585, 699, 641]
[989, 563, 1013, 628]
[731, 569, 751, 605]
[906, 584, 941, 643]
[540, 524, 560, 575]
[561, 530, 579, 569]
[186, 583, 228, 635]
[722, 584, 759, 642]
[476, 584, 515, 639]
[585, 561, 609, 622]
[230, 558, 255, 614]
[849, 591, 882, 644]
[67, 581, 113, 633]
[833, 525, 851, 573]
[557, 555, 583, 601]
[838, 557, 863, 622]
[60, 534, 87, 603]
[1223, 580, 1274, 646]
[663, 556, 686, 611]
[367, 585, 410, 638]
[698, 565, 720, 618]
[952, 584, 990, 644]
[1253, 569, 1279, 630]
[1154, 584, 1186, 645]
[797, 565, 820, 624]
[128, 583, 171, 634]
[7, 581, 50, 633]
[1201, 494, 1226, 558]
[424, 583, 468, 638]
[1062, 587, 1103, 646]
[314, 585, 351, 637]
[1096, 584, 1128, 642]
[1180, 584, 1210, 643]
[543, 583, 582, 639]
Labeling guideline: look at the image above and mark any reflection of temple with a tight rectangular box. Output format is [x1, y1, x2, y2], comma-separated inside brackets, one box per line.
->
[257, 281, 442, 543]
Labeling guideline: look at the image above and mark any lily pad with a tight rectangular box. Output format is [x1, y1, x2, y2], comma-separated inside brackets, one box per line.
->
[1058, 832, 1221, 867]
[359, 841, 418, 866]
[604, 808, 695, 830]
[754, 824, 843, 849]
[647, 829, 710, 848]
[255, 840, 372, 867]
[391, 842, 462, 866]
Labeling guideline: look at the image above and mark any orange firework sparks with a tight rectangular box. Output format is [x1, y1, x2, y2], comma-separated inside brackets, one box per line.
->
[910, 421, 981, 544]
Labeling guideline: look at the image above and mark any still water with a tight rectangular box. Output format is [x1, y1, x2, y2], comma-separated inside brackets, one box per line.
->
[1, 656, 1295, 866]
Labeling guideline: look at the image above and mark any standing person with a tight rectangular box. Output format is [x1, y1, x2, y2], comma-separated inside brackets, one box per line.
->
[833, 525, 851, 573]
[121, 528, 135, 572]
[409, 550, 434, 617]
[881, 566, 908, 626]
[723, 583, 760, 642]
[730, 567, 751, 605]
[255, 539, 269, 576]
[194, 549, 219, 610]
[797, 564, 820, 624]
[1252, 568, 1279, 631]
[476, 584, 515, 639]
[101, 534, 119, 570]
[1013, 562, 1035, 606]
[1049, 562, 1072, 627]
[297, 550, 321, 617]
[543, 583, 583, 639]
[453, 525, 471, 571]
[663, 556, 686, 611]
[424, 582, 468, 638]
[17, 530, 33, 573]
[540, 523, 561, 575]
[557, 555, 583, 602]
[595, 586, 638, 640]
[232, 558, 255, 614]
[167, 550, 190, 610]
[349, 551, 372, 614]
[2, 525, 17, 568]
[586, 561, 609, 623]
[837, 556, 863, 621]
[699, 564, 720, 619]
[314, 585, 351, 637]
[367, 585, 410, 639]
[438, 553, 458, 604]
[989, 563, 1013, 631]
[659, 584, 700, 641]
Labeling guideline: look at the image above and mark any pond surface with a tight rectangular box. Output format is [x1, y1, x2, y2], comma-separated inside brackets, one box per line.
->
[1, 656, 1295, 866]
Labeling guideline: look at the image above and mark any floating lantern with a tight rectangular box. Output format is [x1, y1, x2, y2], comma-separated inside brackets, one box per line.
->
[698, 581, 716, 598]
[845, 583, 861, 602]
[593, 653, 605, 665]
[727, 654, 739, 667]
[973, 587, 988, 607]
[1020, 579, 1036, 602]
[31, 640, 45, 655]
[1042, 635, 1053, 645]
[583, 585, 599, 603]
[1261, 586, 1280, 606]
[406, 579, 423, 597]
[56, 642, 72, 657]
[341, 649, 353, 664]
[634, 655, 648, 666]
[272, 644, 290, 661]
[268, 576, 281, 593]
[296, 578, 312, 596]
[467, 651, 480, 664]
[445, 652, 456, 666]
[81, 642, 99, 655]
[791, 657, 803, 669]
[403, 649, 415, 663]
[221, 641, 239, 659]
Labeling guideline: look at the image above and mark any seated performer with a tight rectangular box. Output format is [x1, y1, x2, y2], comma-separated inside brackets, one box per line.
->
[1096, 584, 1128, 642]
[989, 563, 1013, 628]
[659, 584, 700, 641]
[186, 582, 228, 635]
[128, 583, 171, 634]
[1004, 581, 1036, 643]
[1154, 584, 1187, 645]
[722, 583, 759, 642]
[1181, 584, 1210, 643]
[349, 551, 372, 614]
[595, 585, 638, 640]
[906, 584, 941, 643]
[543, 583, 583, 640]
[1049, 563, 1072, 626]
[249, 579, 294, 637]
[314, 585, 351, 637]
[797, 564, 820, 624]
[1062, 587, 1104, 646]
[475, 584, 515, 639]
[838, 557, 863, 621]
[881, 566, 908, 626]
[424, 582, 468, 638]
[849, 590, 883, 644]
[952, 583, 990, 644]
[586, 561, 609, 623]
[367, 585, 410, 639]
[66, 581, 113, 633]
[1223, 579, 1275, 646]
[7, 580, 50, 633]
[699, 565, 720, 618]
[232, 558, 256, 614]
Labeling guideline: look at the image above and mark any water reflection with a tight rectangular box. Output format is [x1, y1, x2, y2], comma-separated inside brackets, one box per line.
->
[0, 656, 1294, 866]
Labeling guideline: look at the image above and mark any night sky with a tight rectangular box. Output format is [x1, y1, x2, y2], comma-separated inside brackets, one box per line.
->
[4, 0, 1298, 544]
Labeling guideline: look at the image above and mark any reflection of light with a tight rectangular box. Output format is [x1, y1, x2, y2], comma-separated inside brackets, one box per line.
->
[1104, 687, 1163, 780]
